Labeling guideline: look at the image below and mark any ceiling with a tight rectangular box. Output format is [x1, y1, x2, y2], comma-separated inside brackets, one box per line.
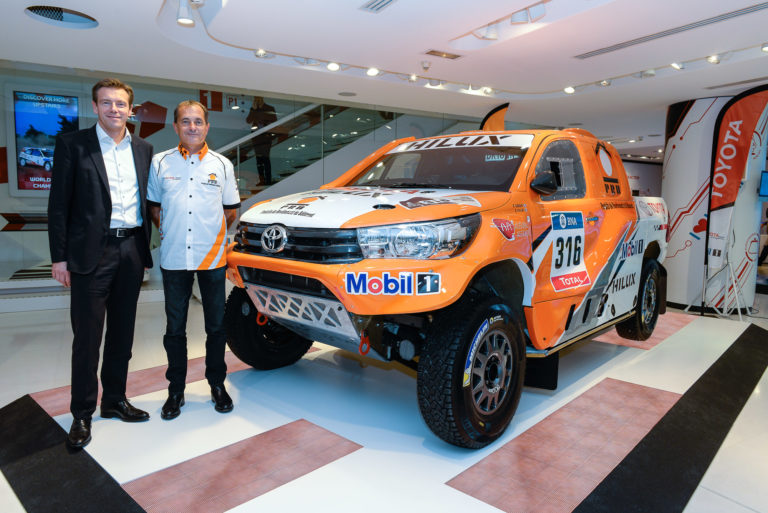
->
[3, 0, 768, 160]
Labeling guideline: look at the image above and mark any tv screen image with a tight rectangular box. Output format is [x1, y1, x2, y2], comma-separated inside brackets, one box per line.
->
[760, 170, 768, 197]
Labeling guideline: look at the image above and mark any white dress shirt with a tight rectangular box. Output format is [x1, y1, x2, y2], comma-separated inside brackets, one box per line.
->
[96, 123, 142, 228]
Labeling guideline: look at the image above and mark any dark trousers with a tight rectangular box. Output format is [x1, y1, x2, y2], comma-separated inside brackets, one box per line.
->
[161, 266, 227, 394]
[253, 148, 272, 185]
[69, 234, 144, 420]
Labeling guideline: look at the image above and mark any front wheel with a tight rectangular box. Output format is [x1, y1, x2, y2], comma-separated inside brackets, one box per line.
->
[417, 294, 526, 448]
[616, 259, 661, 340]
[224, 286, 313, 369]
[19, 158, 26, 167]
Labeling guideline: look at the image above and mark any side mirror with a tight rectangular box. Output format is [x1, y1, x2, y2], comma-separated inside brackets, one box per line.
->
[531, 170, 558, 196]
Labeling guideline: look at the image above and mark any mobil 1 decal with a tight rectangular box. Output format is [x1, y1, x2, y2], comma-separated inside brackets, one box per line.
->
[345, 271, 441, 295]
[550, 212, 591, 292]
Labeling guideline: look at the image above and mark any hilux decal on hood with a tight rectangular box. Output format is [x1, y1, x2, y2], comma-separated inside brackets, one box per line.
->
[241, 187, 488, 228]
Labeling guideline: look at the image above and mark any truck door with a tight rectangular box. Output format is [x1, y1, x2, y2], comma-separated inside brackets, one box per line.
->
[524, 137, 605, 349]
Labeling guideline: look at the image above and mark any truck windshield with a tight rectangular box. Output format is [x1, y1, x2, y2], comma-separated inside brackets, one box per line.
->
[353, 134, 533, 192]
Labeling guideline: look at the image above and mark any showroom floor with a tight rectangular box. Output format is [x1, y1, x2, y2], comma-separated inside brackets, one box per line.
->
[0, 294, 767, 513]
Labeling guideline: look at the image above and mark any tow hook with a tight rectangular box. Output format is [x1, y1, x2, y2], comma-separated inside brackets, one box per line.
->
[359, 331, 371, 355]
[256, 312, 268, 326]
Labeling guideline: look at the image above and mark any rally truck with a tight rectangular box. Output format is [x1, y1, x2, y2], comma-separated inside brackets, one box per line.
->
[223, 123, 668, 448]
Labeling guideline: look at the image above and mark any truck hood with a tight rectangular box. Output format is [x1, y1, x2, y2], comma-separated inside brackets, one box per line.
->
[240, 187, 510, 228]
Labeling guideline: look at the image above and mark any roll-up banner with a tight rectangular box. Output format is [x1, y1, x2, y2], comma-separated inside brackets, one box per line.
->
[707, 87, 768, 273]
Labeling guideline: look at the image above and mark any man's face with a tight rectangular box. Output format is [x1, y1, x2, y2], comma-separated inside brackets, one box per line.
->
[174, 105, 209, 149]
[92, 87, 131, 135]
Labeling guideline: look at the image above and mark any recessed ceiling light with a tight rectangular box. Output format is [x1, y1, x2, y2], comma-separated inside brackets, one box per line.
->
[327, 62, 340, 71]
[598, 79, 611, 87]
[408, 74, 418, 82]
[628, 139, 636, 143]
[481, 86, 494, 95]
[670, 62, 685, 70]
[641, 69, 656, 78]
[366, 67, 380, 76]
[707, 54, 720, 64]
[762, 43, 768, 53]
[657, 148, 663, 153]
[254, 48, 274, 59]
[231, 104, 240, 110]
[564, 86, 575, 94]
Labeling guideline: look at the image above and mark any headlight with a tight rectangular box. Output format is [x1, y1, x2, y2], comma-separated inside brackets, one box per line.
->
[357, 214, 480, 259]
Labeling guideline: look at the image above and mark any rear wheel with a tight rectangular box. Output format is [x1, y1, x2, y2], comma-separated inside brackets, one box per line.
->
[224, 287, 313, 369]
[616, 259, 661, 340]
[417, 294, 526, 448]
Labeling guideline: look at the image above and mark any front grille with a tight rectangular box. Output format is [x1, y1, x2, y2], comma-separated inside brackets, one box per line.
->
[234, 222, 362, 264]
[239, 268, 336, 300]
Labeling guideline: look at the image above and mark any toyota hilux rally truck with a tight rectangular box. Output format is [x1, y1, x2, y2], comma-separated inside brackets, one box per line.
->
[223, 118, 668, 448]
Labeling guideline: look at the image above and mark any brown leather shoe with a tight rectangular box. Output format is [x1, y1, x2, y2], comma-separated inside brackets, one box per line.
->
[211, 384, 233, 413]
[100, 399, 150, 422]
[67, 417, 91, 449]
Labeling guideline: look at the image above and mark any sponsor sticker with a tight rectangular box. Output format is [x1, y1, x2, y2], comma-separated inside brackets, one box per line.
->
[463, 319, 490, 387]
[549, 212, 591, 292]
[619, 239, 645, 260]
[389, 134, 534, 153]
[345, 271, 441, 295]
[492, 218, 515, 240]
[261, 203, 316, 218]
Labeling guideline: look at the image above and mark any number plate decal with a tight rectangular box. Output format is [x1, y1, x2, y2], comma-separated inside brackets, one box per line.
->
[549, 212, 591, 292]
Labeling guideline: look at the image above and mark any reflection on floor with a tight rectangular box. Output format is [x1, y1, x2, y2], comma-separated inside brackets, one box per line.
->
[1, 300, 767, 513]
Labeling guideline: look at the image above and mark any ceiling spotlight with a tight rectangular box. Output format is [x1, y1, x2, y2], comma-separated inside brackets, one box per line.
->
[366, 67, 380, 76]
[640, 69, 656, 78]
[327, 62, 340, 71]
[657, 148, 663, 153]
[762, 43, 768, 53]
[427, 79, 444, 87]
[231, 104, 240, 110]
[409, 74, 418, 82]
[176, 0, 194, 26]
[628, 139, 636, 143]
[481, 86, 494, 95]
[564, 86, 575, 94]
[421, 60, 431, 71]
[707, 54, 720, 64]
[253, 48, 275, 59]
[598, 79, 611, 87]
[670, 62, 685, 70]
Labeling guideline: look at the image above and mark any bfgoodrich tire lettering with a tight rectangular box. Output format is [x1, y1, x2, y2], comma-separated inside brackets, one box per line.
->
[616, 259, 661, 341]
[417, 294, 526, 448]
[224, 287, 313, 369]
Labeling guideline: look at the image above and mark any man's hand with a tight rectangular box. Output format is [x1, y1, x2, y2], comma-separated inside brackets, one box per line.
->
[52, 261, 71, 287]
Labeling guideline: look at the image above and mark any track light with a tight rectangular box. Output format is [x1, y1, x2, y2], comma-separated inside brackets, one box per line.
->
[176, 0, 194, 26]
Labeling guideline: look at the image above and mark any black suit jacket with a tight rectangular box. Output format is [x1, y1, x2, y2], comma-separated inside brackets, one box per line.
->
[48, 125, 154, 274]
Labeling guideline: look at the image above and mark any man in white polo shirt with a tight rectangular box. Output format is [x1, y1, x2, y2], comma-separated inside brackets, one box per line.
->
[148, 100, 240, 419]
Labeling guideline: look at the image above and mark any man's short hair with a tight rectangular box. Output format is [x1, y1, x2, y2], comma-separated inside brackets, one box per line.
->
[174, 100, 209, 123]
[92, 78, 134, 107]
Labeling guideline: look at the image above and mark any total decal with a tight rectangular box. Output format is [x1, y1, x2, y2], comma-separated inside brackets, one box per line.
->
[549, 212, 591, 292]
[345, 271, 441, 296]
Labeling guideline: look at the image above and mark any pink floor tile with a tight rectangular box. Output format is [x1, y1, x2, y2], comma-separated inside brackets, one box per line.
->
[31, 347, 317, 417]
[592, 311, 695, 349]
[123, 419, 360, 513]
[448, 378, 681, 513]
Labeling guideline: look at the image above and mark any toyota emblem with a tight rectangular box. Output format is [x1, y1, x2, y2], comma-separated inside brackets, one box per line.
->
[261, 225, 287, 253]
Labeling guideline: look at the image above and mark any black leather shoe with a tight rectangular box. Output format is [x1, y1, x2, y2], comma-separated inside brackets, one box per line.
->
[161, 393, 185, 420]
[211, 383, 233, 413]
[67, 417, 91, 449]
[100, 399, 150, 422]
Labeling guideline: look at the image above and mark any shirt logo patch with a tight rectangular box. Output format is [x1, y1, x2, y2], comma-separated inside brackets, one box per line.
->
[203, 173, 220, 187]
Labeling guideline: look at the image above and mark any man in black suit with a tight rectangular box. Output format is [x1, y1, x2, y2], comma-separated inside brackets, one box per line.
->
[48, 78, 154, 449]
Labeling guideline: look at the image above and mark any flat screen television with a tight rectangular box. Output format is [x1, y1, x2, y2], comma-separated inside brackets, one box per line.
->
[760, 170, 768, 197]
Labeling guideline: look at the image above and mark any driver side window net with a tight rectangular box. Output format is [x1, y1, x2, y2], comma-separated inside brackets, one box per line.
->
[535, 140, 586, 201]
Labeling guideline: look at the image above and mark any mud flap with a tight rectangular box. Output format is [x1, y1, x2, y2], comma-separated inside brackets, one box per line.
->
[524, 352, 559, 390]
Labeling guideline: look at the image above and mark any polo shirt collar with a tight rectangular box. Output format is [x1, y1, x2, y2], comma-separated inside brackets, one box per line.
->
[178, 142, 208, 161]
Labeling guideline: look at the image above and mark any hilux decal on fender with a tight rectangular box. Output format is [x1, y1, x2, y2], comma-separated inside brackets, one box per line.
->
[550, 212, 591, 292]
[345, 272, 441, 295]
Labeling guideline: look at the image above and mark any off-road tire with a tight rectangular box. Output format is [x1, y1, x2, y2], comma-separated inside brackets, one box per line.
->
[224, 287, 313, 369]
[417, 294, 526, 448]
[616, 259, 661, 340]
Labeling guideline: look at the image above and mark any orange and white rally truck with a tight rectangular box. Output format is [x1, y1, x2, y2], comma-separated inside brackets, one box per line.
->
[224, 118, 668, 448]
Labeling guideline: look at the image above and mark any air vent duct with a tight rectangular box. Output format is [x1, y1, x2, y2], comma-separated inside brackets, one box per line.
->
[25, 5, 98, 28]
